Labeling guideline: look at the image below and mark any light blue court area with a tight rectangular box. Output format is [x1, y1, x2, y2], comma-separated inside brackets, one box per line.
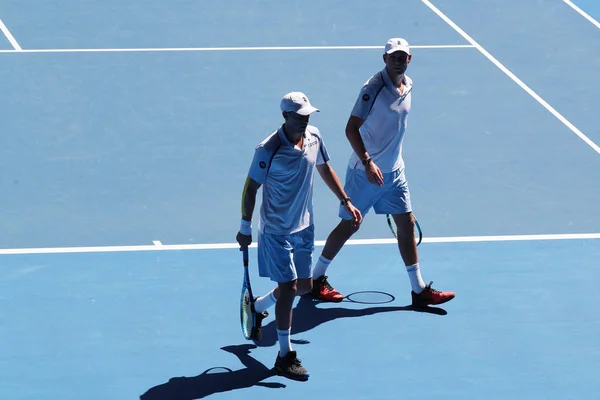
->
[573, 0, 600, 21]
[0, 238, 599, 400]
[0, 0, 464, 49]
[1, 0, 599, 399]
[0, 37, 13, 50]
[1, 46, 599, 249]
[431, 0, 600, 144]
[1, 0, 599, 250]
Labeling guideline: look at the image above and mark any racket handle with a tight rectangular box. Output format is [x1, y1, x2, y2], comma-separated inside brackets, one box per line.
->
[241, 246, 249, 266]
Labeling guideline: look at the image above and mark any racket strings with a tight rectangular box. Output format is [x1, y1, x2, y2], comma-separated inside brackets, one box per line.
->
[241, 289, 253, 337]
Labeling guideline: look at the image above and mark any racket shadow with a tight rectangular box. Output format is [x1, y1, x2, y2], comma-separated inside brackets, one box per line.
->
[254, 294, 447, 347]
[139, 344, 284, 400]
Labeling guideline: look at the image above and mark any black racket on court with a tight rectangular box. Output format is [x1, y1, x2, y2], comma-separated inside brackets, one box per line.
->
[239, 246, 256, 340]
[386, 214, 423, 246]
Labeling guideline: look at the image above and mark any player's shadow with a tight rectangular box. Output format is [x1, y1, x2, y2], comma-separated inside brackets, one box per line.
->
[255, 292, 447, 347]
[139, 344, 284, 400]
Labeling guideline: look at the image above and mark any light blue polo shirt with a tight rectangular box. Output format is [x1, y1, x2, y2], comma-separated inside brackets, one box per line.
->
[248, 125, 330, 235]
[348, 69, 413, 173]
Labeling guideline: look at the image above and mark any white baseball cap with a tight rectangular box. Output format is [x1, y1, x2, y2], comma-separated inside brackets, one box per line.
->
[385, 38, 410, 55]
[280, 92, 320, 116]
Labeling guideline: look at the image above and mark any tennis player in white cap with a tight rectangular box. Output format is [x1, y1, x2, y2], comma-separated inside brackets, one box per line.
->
[236, 91, 362, 380]
[311, 38, 456, 307]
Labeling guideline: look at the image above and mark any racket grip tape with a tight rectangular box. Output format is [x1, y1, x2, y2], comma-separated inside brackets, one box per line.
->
[241, 246, 249, 266]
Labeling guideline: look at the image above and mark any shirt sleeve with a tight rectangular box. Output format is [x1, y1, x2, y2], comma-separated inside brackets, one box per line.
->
[350, 74, 384, 120]
[247, 145, 273, 184]
[317, 136, 330, 165]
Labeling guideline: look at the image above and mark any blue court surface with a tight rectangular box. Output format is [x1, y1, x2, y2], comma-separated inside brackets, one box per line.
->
[1, 1, 599, 399]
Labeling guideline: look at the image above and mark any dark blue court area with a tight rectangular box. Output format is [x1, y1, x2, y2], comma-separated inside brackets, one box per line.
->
[1, 1, 599, 399]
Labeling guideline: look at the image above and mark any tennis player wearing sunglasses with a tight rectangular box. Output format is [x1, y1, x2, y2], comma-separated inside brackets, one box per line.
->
[236, 92, 361, 380]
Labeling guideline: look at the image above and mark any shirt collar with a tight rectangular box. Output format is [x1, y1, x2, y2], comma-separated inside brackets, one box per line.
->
[278, 126, 308, 148]
[381, 69, 412, 92]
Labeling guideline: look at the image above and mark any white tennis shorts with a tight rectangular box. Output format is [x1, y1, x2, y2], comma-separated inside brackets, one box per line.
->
[339, 166, 412, 219]
[257, 224, 314, 283]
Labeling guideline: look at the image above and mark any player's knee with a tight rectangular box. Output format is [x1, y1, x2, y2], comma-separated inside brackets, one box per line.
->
[393, 213, 415, 236]
[278, 280, 298, 299]
[339, 218, 360, 236]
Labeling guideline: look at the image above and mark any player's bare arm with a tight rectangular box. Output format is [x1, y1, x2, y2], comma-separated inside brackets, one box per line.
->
[237, 177, 261, 247]
[241, 177, 261, 221]
[316, 163, 363, 227]
[346, 115, 384, 186]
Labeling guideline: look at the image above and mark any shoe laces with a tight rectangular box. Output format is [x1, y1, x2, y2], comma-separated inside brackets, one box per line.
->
[321, 276, 334, 291]
[425, 281, 441, 294]
[290, 355, 303, 366]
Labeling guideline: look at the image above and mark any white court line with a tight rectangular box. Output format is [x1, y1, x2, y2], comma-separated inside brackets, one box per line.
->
[0, 233, 598, 255]
[0, 17, 22, 51]
[563, 0, 600, 29]
[421, 0, 600, 155]
[0, 44, 474, 54]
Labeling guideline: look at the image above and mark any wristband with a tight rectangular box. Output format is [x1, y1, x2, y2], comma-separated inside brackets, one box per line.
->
[340, 197, 352, 206]
[240, 219, 252, 235]
[361, 157, 372, 166]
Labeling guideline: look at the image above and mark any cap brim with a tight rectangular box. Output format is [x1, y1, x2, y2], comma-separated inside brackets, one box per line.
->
[386, 47, 410, 55]
[296, 106, 320, 116]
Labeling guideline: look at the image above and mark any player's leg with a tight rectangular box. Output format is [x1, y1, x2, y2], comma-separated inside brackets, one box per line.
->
[272, 226, 318, 380]
[257, 231, 309, 380]
[312, 167, 379, 302]
[379, 169, 455, 306]
[273, 278, 309, 381]
[292, 224, 316, 297]
[252, 231, 291, 341]
[320, 219, 360, 262]
[275, 279, 296, 357]
[391, 212, 423, 290]
[310, 219, 357, 302]
[390, 212, 454, 306]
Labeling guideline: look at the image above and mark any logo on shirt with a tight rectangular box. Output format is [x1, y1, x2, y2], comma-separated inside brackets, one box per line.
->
[362, 94, 370, 102]
[259, 161, 267, 169]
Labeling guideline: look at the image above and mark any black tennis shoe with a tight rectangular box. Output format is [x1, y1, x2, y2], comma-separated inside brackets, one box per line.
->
[274, 351, 310, 381]
[250, 303, 268, 341]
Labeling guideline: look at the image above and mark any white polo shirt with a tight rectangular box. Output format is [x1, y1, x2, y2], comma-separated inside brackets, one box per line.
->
[248, 125, 330, 235]
[348, 69, 413, 173]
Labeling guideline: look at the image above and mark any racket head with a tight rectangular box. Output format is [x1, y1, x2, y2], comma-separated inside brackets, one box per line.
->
[413, 218, 422, 246]
[386, 214, 398, 238]
[240, 283, 253, 340]
[239, 246, 255, 340]
[386, 214, 423, 246]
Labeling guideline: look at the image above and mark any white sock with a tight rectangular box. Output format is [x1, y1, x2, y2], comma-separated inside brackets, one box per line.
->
[253, 289, 277, 313]
[277, 328, 292, 357]
[406, 263, 426, 293]
[312, 255, 332, 279]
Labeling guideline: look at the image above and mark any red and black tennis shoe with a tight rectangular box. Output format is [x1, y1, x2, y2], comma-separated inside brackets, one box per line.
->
[411, 282, 455, 307]
[311, 276, 344, 302]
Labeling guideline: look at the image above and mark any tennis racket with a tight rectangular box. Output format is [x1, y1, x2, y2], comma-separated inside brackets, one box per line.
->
[386, 214, 423, 246]
[240, 246, 256, 340]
